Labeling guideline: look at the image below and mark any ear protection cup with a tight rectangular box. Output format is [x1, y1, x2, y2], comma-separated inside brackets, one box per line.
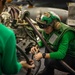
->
[51, 20, 60, 30]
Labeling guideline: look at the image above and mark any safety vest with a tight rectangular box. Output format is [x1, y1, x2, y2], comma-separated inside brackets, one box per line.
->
[43, 22, 75, 51]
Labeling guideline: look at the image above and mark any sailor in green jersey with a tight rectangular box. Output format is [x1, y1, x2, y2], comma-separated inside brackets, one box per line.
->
[0, 0, 35, 75]
[30, 12, 75, 75]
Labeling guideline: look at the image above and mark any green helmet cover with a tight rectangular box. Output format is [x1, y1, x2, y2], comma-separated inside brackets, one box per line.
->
[41, 13, 60, 25]
[37, 12, 60, 28]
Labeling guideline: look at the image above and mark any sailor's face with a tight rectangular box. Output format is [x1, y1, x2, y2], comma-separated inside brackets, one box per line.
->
[43, 26, 53, 34]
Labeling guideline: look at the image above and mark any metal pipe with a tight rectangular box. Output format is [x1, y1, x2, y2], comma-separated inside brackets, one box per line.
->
[16, 44, 31, 75]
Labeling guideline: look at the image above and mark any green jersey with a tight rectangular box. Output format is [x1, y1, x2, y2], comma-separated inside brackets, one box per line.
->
[0, 23, 22, 75]
[38, 22, 75, 59]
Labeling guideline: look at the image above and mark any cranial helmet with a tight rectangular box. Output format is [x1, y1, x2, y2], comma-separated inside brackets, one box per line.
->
[36, 12, 61, 28]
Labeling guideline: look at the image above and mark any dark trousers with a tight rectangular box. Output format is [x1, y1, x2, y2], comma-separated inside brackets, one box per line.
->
[39, 49, 75, 75]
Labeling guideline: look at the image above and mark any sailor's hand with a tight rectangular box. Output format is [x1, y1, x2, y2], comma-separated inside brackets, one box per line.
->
[29, 59, 34, 65]
[34, 52, 42, 61]
[30, 45, 39, 54]
[20, 60, 35, 69]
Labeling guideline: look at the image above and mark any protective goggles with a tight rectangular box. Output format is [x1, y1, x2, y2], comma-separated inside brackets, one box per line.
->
[37, 22, 50, 28]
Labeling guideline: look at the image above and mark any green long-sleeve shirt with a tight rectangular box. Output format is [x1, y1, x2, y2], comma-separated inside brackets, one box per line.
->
[0, 23, 22, 75]
[50, 31, 75, 59]
[38, 29, 75, 60]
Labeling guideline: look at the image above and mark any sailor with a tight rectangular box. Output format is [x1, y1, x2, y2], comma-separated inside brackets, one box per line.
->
[30, 12, 75, 75]
[0, 0, 35, 75]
